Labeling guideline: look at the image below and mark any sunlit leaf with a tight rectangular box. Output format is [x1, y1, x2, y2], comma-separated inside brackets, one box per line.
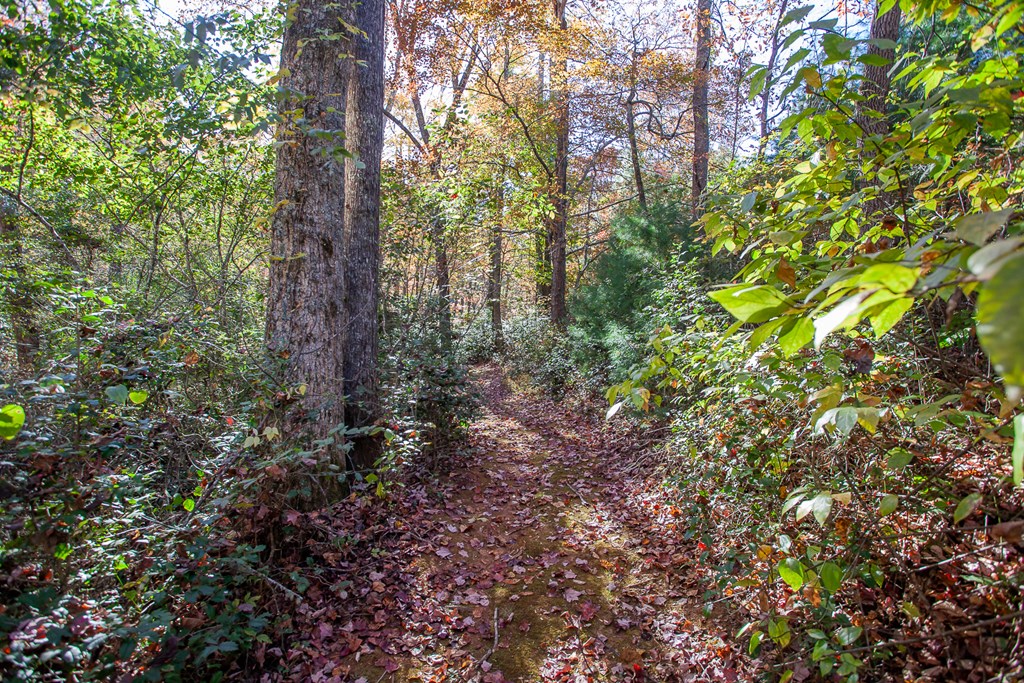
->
[878, 494, 899, 516]
[820, 561, 843, 592]
[953, 492, 983, 523]
[977, 253, 1024, 399]
[0, 404, 26, 440]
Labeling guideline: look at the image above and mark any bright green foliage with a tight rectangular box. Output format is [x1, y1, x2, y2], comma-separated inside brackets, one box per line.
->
[607, 0, 1024, 677]
[572, 201, 700, 382]
[0, 403, 25, 439]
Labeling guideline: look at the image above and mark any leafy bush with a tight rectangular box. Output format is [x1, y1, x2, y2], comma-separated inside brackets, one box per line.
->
[608, 1, 1024, 676]
[381, 297, 479, 450]
[0, 280, 277, 681]
[571, 201, 701, 383]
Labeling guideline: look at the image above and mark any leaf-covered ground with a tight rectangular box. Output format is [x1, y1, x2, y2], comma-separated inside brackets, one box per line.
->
[262, 366, 753, 682]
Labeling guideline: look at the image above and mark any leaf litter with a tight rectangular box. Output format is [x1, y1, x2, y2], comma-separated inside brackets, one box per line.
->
[259, 366, 752, 682]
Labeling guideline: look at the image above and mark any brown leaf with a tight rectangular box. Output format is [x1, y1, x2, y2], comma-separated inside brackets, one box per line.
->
[989, 520, 1024, 545]
[777, 258, 797, 288]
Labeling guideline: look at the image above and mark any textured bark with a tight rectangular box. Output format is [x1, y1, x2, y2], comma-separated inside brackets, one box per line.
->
[488, 187, 504, 352]
[691, 0, 712, 216]
[266, 0, 383, 467]
[856, 1, 901, 137]
[343, 0, 385, 468]
[549, 0, 569, 329]
[1, 205, 39, 375]
[857, 0, 902, 224]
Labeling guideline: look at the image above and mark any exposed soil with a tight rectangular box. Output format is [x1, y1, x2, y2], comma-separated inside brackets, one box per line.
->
[270, 366, 753, 682]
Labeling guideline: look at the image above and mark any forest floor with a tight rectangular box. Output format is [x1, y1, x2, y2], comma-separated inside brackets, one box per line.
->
[268, 365, 756, 683]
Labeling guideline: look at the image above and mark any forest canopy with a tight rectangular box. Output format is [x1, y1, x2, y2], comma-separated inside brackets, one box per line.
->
[1, 0, 1023, 680]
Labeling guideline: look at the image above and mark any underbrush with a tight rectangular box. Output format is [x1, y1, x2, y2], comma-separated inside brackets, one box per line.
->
[1, 287, 480, 681]
[612, 295, 1024, 681]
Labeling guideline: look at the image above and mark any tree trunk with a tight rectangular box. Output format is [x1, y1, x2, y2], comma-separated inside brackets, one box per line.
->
[488, 184, 504, 352]
[549, 0, 569, 329]
[757, 0, 788, 160]
[691, 0, 712, 217]
[343, 0, 385, 469]
[265, 0, 383, 471]
[857, 0, 902, 224]
[625, 85, 647, 212]
[856, 0, 901, 137]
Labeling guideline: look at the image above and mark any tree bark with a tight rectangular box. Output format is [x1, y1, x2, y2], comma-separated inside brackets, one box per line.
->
[856, 0, 901, 138]
[856, 0, 902, 225]
[549, 0, 569, 328]
[691, 0, 712, 217]
[265, 0, 383, 470]
[625, 84, 647, 212]
[343, 0, 385, 468]
[488, 184, 504, 352]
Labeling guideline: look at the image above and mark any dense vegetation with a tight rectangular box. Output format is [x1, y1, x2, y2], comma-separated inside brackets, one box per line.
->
[1, 0, 1022, 680]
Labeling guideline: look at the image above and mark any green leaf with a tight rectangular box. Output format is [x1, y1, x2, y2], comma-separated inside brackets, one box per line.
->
[709, 285, 792, 323]
[128, 390, 149, 405]
[886, 448, 914, 469]
[768, 618, 791, 648]
[105, 385, 129, 405]
[814, 293, 870, 348]
[869, 297, 914, 338]
[977, 253, 1024, 399]
[968, 237, 1023, 278]
[835, 626, 862, 646]
[779, 317, 814, 357]
[820, 561, 843, 593]
[859, 263, 918, 294]
[811, 493, 833, 525]
[749, 630, 764, 655]
[778, 558, 805, 591]
[183, 498, 195, 512]
[1013, 414, 1024, 487]
[953, 492, 983, 523]
[0, 404, 26, 440]
[878, 494, 899, 516]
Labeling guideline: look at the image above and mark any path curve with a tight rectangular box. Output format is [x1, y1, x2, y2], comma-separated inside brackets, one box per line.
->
[273, 366, 752, 683]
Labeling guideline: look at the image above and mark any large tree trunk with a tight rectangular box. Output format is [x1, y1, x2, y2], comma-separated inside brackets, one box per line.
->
[265, 0, 383, 471]
[856, 1, 901, 137]
[549, 0, 569, 328]
[691, 0, 712, 217]
[343, 0, 385, 468]
[857, 0, 902, 224]
[489, 183, 505, 352]
[1, 204, 39, 376]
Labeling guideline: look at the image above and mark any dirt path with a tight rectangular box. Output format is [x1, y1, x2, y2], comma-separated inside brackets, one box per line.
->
[276, 367, 752, 682]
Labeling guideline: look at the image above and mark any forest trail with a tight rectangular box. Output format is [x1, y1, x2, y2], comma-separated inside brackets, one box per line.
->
[287, 366, 753, 683]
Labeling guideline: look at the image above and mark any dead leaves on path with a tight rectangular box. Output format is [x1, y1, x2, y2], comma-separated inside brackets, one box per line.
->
[262, 368, 749, 682]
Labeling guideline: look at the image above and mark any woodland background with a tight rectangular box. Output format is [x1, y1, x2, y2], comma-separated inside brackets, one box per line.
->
[1, 0, 1023, 680]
